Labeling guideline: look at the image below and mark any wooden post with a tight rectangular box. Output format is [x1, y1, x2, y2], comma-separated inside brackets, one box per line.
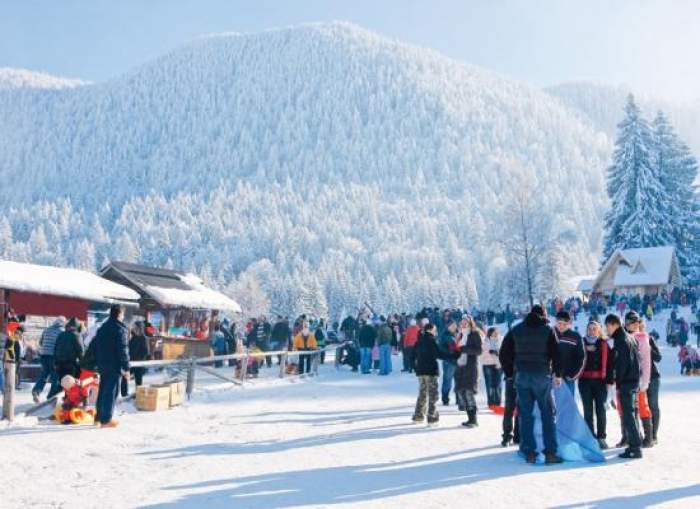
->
[312, 351, 320, 377]
[185, 358, 195, 400]
[240, 353, 248, 382]
[2, 362, 16, 421]
[279, 352, 287, 379]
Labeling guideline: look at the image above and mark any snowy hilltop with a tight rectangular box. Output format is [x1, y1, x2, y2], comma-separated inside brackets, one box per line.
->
[0, 22, 614, 316]
[0, 67, 86, 90]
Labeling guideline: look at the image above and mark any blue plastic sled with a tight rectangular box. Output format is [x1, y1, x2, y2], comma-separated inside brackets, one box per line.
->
[526, 384, 606, 464]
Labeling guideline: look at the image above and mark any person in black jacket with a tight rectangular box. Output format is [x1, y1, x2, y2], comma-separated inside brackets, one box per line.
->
[358, 320, 377, 375]
[454, 318, 483, 428]
[412, 322, 457, 425]
[500, 305, 563, 465]
[648, 332, 662, 445]
[605, 313, 643, 459]
[54, 318, 84, 382]
[94, 305, 130, 428]
[555, 311, 586, 396]
[128, 322, 149, 386]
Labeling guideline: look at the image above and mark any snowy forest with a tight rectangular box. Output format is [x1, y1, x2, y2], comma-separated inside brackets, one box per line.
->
[0, 23, 697, 319]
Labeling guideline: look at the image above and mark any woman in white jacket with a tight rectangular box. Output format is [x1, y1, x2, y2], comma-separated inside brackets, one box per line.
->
[482, 327, 503, 407]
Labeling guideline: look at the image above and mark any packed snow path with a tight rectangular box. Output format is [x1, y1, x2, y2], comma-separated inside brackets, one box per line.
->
[4, 311, 700, 508]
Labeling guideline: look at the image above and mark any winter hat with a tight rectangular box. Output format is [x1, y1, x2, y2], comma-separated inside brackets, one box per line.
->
[420, 318, 430, 327]
[624, 311, 641, 325]
[53, 316, 67, 328]
[555, 311, 571, 322]
[61, 375, 76, 390]
[531, 305, 547, 318]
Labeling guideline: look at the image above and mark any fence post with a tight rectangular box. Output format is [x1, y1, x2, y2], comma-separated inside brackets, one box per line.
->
[280, 352, 288, 378]
[185, 358, 195, 400]
[240, 353, 248, 383]
[2, 362, 16, 421]
[312, 351, 320, 377]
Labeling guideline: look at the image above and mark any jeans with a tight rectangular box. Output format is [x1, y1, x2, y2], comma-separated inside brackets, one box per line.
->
[515, 371, 558, 455]
[33, 355, 60, 398]
[441, 361, 456, 403]
[378, 344, 392, 375]
[578, 378, 607, 439]
[96, 371, 121, 424]
[298, 353, 312, 375]
[647, 377, 660, 440]
[413, 375, 439, 422]
[360, 347, 372, 374]
[618, 383, 642, 451]
[402, 346, 415, 372]
[483, 365, 503, 406]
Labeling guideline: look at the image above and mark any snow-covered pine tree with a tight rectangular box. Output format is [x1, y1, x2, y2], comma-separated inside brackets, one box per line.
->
[652, 110, 699, 277]
[603, 95, 673, 260]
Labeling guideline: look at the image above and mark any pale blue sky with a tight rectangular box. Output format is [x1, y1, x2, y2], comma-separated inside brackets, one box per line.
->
[2, 0, 698, 101]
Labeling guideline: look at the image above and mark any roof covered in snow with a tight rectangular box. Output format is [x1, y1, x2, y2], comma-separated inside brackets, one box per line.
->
[102, 261, 241, 313]
[594, 246, 680, 290]
[612, 247, 678, 287]
[0, 260, 140, 304]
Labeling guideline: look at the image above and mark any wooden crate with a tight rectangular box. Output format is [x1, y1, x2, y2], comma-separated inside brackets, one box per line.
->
[169, 381, 185, 407]
[135, 385, 171, 411]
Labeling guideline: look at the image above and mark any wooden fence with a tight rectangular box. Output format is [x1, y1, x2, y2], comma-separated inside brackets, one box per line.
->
[3, 347, 332, 422]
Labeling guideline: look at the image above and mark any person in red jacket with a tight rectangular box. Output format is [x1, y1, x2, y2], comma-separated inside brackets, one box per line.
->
[401, 319, 420, 373]
[578, 321, 613, 450]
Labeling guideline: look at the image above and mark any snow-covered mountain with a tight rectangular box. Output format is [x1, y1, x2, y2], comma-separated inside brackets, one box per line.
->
[0, 22, 612, 316]
[0, 67, 85, 90]
[546, 82, 700, 157]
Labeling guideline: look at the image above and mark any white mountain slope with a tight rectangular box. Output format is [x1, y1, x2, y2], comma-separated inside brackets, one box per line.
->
[0, 23, 611, 315]
[546, 81, 700, 157]
[0, 67, 86, 90]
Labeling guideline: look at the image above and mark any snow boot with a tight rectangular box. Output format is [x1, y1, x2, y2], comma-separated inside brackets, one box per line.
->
[501, 436, 513, 447]
[525, 452, 537, 464]
[619, 448, 643, 459]
[641, 419, 654, 448]
[545, 453, 563, 465]
[462, 409, 478, 428]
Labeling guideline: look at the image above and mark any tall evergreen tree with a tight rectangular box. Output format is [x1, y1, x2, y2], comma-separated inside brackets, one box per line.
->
[652, 111, 699, 278]
[603, 95, 673, 260]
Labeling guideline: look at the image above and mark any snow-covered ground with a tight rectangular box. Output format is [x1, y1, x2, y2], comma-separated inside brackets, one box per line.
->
[3, 307, 700, 509]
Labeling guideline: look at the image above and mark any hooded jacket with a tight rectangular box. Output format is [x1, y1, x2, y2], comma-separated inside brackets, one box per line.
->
[608, 326, 640, 387]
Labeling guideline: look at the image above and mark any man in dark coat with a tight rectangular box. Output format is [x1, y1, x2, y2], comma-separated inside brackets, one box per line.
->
[358, 320, 377, 374]
[94, 305, 130, 428]
[555, 311, 586, 396]
[500, 305, 563, 464]
[605, 313, 643, 459]
[54, 317, 84, 382]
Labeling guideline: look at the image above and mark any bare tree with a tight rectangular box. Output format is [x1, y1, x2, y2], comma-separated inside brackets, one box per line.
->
[498, 179, 554, 307]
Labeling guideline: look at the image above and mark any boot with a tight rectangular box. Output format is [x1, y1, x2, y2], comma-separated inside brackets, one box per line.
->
[641, 418, 654, 448]
[545, 453, 563, 465]
[501, 435, 513, 447]
[525, 451, 537, 464]
[597, 438, 609, 450]
[462, 409, 478, 428]
[615, 426, 628, 448]
[619, 448, 643, 459]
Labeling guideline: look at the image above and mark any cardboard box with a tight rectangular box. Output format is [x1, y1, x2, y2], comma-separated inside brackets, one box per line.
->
[169, 381, 186, 407]
[136, 385, 171, 411]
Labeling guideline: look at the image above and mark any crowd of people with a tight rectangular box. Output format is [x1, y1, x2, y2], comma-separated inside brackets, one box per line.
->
[1, 286, 698, 462]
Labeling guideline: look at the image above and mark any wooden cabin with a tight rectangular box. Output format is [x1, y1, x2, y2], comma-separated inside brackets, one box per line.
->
[99, 261, 241, 359]
[592, 246, 682, 296]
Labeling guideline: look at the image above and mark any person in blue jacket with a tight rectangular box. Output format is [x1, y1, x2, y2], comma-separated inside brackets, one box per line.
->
[94, 304, 130, 428]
